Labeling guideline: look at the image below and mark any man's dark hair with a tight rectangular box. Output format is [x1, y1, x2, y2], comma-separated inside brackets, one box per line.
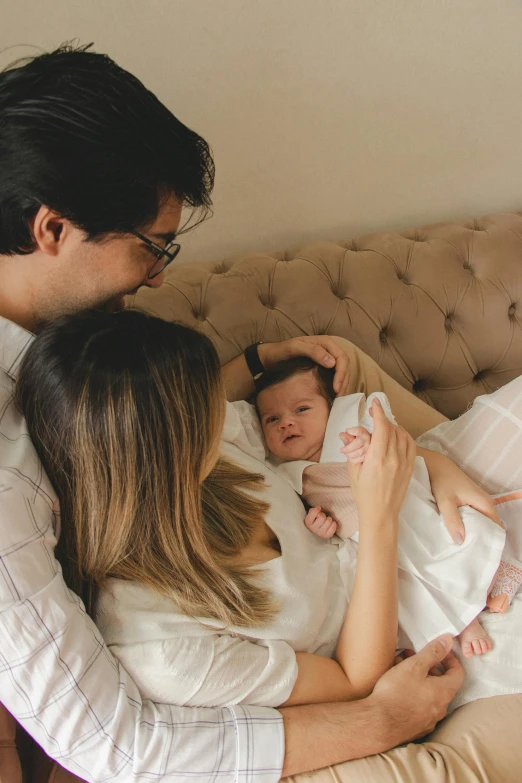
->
[255, 356, 336, 407]
[0, 43, 215, 254]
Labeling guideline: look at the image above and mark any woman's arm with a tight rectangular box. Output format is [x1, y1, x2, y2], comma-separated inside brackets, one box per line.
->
[417, 445, 502, 543]
[281, 400, 416, 706]
[221, 336, 350, 401]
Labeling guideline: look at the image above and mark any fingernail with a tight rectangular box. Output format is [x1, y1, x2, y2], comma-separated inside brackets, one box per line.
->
[452, 532, 464, 545]
[323, 355, 335, 366]
[438, 635, 451, 650]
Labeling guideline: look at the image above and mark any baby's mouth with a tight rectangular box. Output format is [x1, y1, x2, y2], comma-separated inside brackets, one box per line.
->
[283, 434, 301, 443]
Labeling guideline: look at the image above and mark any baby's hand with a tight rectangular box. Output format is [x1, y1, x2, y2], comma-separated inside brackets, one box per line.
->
[304, 506, 338, 539]
[339, 426, 371, 464]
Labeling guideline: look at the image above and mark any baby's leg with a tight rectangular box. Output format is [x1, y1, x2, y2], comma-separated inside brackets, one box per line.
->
[458, 616, 493, 658]
[487, 556, 522, 613]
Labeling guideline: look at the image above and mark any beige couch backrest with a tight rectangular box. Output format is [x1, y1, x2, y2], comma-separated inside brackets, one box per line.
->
[134, 211, 522, 419]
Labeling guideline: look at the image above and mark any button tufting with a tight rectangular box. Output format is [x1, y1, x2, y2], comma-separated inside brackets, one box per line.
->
[379, 328, 388, 343]
[194, 312, 206, 322]
[412, 379, 426, 392]
[444, 315, 453, 328]
[474, 371, 484, 381]
[509, 304, 517, 316]
[397, 274, 410, 284]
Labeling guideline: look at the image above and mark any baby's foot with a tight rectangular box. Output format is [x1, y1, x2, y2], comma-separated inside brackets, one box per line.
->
[458, 617, 493, 658]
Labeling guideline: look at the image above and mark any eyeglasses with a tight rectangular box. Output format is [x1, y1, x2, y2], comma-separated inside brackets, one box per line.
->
[133, 232, 182, 279]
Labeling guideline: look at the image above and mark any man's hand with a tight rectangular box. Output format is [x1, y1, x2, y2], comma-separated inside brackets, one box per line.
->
[258, 336, 350, 394]
[280, 634, 464, 777]
[368, 634, 464, 745]
[418, 447, 502, 544]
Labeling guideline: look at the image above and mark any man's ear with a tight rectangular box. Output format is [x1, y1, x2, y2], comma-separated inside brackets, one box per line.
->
[30, 205, 69, 256]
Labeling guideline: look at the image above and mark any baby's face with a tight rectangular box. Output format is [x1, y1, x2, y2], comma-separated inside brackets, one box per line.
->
[257, 372, 330, 462]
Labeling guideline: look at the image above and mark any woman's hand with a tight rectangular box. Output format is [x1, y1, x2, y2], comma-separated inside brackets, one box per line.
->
[417, 447, 502, 544]
[343, 399, 416, 524]
[258, 336, 350, 394]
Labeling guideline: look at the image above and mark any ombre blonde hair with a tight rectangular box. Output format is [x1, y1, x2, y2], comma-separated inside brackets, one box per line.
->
[16, 309, 275, 627]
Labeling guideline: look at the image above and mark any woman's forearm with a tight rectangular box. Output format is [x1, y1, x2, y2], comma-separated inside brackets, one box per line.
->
[221, 354, 255, 402]
[335, 518, 398, 696]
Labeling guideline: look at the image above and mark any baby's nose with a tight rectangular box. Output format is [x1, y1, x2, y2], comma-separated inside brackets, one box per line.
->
[279, 416, 294, 429]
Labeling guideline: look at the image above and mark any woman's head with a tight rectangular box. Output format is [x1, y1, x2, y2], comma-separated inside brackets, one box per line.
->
[255, 357, 335, 462]
[16, 309, 273, 626]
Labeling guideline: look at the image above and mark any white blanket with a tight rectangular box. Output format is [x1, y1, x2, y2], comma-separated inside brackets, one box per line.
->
[274, 392, 507, 652]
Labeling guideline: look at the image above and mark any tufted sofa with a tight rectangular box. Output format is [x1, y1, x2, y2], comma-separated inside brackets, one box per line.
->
[132, 210, 522, 420]
[7, 210, 522, 783]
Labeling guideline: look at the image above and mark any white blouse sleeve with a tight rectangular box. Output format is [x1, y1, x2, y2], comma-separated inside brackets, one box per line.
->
[97, 580, 298, 709]
[108, 633, 298, 708]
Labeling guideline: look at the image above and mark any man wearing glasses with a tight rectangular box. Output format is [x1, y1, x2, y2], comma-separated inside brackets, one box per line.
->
[0, 44, 463, 782]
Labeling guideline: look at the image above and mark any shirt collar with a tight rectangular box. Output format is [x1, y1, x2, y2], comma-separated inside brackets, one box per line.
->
[0, 316, 35, 381]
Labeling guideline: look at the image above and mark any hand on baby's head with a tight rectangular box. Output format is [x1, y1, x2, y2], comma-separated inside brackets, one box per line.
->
[339, 426, 371, 464]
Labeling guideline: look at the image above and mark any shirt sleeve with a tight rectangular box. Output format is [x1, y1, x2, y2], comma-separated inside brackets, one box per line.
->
[108, 632, 299, 709]
[0, 480, 285, 783]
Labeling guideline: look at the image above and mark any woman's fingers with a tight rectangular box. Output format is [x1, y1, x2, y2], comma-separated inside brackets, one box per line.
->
[436, 496, 466, 545]
[367, 399, 394, 455]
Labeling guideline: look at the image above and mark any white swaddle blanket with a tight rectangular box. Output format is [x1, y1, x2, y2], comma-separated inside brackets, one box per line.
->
[273, 392, 506, 652]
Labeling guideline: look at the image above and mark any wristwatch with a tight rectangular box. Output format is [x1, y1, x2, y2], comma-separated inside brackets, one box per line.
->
[244, 341, 265, 381]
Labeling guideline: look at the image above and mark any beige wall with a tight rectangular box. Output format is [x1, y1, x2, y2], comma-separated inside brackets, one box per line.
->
[3, 0, 522, 263]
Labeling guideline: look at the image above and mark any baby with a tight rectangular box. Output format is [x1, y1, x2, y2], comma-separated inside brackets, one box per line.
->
[255, 356, 522, 658]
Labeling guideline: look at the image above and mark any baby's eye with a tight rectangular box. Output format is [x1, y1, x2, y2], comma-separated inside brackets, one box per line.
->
[296, 407, 310, 413]
[265, 416, 279, 424]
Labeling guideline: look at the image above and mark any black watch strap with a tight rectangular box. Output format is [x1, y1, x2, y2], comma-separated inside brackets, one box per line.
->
[244, 341, 265, 380]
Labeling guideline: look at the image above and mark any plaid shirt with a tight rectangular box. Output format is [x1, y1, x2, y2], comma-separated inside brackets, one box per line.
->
[0, 316, 284, 783]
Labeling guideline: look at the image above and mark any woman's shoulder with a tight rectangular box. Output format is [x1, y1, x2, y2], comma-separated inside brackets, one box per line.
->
[95, 578, 225, 645]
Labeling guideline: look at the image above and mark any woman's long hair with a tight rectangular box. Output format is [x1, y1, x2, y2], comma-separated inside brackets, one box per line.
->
[16, 309, 274, 626]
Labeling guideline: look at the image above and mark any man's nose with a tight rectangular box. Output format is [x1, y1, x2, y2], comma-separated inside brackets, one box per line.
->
[143, 269, 166, 289]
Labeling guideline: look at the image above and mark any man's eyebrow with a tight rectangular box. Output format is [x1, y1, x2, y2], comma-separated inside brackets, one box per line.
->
[152, 231, 177, 242]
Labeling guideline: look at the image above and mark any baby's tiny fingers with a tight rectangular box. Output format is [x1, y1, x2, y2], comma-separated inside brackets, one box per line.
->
[343, 437, 364, 452]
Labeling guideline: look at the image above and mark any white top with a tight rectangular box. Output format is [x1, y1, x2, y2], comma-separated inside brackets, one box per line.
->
[0, 316, 283, 783]
[97, 401, 359, 707]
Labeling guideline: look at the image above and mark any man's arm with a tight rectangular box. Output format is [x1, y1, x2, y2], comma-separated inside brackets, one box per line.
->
[0, 475, 284, 783]
[222, 336, 350, 401]
[280, 635, 463, 777]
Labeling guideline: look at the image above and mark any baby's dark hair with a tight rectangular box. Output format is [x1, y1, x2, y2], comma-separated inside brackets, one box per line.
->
[255, 356, 336, 406]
